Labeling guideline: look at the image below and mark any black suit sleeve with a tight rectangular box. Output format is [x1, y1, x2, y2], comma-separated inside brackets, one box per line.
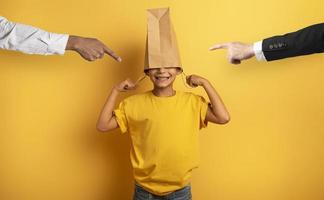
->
[262, 23, 324, 61]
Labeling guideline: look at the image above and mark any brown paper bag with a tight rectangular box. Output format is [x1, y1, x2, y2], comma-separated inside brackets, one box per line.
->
[144, 7, 182, 72]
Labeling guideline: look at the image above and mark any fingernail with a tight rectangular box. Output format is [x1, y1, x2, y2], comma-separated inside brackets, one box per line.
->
[117, 57, 122, 62]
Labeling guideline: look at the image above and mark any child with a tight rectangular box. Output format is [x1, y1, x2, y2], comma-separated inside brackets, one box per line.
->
[97, 8, 230, 200]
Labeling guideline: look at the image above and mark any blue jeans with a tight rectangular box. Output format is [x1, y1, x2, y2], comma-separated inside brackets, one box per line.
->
[133, 184, 192, 200]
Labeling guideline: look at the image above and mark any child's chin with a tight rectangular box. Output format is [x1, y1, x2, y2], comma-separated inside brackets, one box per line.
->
[154, 83, 171, 88]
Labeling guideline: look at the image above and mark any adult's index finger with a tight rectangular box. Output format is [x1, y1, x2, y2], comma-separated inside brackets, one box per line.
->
[209, 43, 230, 51]
[103, 46, 122, 62]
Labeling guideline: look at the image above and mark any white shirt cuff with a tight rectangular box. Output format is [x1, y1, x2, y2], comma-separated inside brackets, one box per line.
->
[47, 33, 69, 55]
[253, 41, 267, 61]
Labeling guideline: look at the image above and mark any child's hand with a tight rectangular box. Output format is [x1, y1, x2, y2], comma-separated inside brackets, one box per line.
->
[186, 75, 207, 88]
[114, 79, 136, 92]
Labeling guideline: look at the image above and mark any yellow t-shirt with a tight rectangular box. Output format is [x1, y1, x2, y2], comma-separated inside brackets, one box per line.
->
[114, 91, 208, 195]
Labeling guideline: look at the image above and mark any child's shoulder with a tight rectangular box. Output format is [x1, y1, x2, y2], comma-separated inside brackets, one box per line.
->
[177, 91, 207, 105]
[178, 91, 203, 100]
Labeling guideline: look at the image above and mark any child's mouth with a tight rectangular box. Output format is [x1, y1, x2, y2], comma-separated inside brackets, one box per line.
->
[155, 76, 171, 81]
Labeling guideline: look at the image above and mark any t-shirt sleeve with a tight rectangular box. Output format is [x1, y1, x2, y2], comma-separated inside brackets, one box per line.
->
[113, 100, 128, 134]
[197, 96, 209, 129]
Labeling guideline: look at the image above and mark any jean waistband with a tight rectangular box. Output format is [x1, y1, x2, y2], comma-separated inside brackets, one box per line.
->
[135, 183, 191, 197]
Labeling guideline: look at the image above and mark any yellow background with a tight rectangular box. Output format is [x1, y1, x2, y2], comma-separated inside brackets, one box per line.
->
[1, 0, 324, 200]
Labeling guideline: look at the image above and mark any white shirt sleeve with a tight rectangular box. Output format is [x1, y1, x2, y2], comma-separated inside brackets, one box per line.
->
[0, 16, 69, 55]
[253, 41, 267, 61]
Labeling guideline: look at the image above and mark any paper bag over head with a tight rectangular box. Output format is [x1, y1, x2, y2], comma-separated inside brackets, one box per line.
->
[144, 7, 182, 73]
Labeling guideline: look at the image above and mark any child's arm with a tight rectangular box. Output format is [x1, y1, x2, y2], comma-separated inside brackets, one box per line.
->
[186, 75, 230, 124]
[96, 79, 136, 132]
